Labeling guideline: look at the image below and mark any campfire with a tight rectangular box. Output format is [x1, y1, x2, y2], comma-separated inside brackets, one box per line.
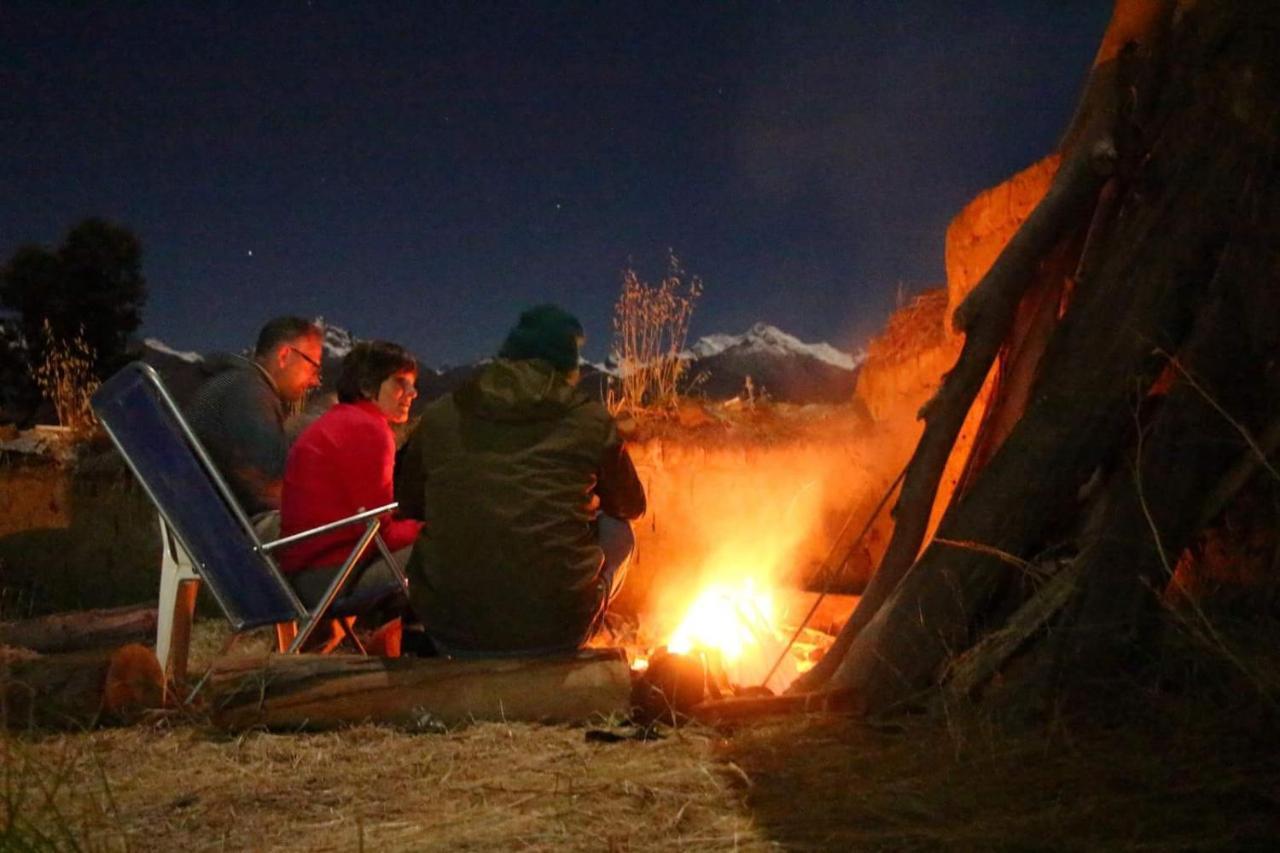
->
[616, 436, 875, 711]
[630, 576, 846, 703]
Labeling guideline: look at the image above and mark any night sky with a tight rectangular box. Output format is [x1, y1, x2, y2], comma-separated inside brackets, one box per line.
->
[2, 2, 1111, 366]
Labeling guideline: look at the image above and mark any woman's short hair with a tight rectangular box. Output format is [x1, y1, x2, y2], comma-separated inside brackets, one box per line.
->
[336, 340, 417, 404]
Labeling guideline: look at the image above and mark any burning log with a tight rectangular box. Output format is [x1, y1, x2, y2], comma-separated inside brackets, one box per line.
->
[0, 604, 158, 654]
[1, 643, 165, 729]
[631, 648, 719, 724]
[632, 648, 851, 725]
[206, 649, 631, 731]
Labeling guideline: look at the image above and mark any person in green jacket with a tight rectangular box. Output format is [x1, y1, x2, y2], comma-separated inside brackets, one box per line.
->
[395, 305, 646, 655]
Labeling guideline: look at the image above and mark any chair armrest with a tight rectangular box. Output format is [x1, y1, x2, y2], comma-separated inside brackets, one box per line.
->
[259, 502, 399, 552]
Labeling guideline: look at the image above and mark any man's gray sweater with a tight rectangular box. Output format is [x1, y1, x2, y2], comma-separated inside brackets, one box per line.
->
[185, 354, 288, 515]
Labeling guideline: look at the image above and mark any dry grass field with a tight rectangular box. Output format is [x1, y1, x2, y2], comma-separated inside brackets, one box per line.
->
[6, 612, 1280, 852]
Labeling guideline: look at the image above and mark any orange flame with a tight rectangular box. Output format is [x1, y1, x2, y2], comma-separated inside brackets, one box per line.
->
[628, 438, 877, 694]
[662, 577, 806, 693]
[667, 579, 775, 662]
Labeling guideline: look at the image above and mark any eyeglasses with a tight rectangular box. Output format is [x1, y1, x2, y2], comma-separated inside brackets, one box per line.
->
[290, 346, 322, 374]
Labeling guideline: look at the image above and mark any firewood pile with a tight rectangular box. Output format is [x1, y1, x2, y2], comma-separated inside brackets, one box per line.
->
[1, 606, 165, 728]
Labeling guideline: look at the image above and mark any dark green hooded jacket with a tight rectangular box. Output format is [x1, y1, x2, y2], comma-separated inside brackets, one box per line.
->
[395, 358, 645, 652]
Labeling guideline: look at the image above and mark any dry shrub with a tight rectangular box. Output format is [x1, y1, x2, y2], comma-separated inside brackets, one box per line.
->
[34, 319, 99, 432]
[609, 258, 701, 415]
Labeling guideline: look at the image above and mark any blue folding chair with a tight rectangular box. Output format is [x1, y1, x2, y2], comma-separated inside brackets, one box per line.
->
[91, 362, 409, 691]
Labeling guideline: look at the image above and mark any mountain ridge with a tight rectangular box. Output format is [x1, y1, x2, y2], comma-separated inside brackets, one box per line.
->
[134, 320, 864, 407]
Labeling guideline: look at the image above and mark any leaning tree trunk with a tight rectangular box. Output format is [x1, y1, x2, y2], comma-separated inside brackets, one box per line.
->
[794, 0, 1155, 695]
[803, 0, 1280, 715]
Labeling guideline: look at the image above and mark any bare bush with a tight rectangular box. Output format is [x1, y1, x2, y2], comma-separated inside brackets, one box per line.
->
[33, 319, 99, 431]
[609, 257, 701, 414]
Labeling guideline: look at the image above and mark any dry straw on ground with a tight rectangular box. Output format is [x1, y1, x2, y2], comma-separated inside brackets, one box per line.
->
[4, 720, 766, 852]
[3, 623, 766, 852]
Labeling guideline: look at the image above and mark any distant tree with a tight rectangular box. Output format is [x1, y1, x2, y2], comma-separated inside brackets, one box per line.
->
[0, 315, 36, 424]
[0, 218, 147, 378]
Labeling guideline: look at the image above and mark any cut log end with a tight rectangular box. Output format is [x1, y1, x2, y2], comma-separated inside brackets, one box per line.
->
[2, 643, 165, 729]
[104, 643, 166, 720]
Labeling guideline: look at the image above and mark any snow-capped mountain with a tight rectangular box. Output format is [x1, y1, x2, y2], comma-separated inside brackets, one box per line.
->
[317, 320, 355, 359]
[137, 339, 211, 407]
[684, 323, 865, 371]
[142, 338, 202, 364]
[677, 323, 864, 404]
[140, 320, 356, 409]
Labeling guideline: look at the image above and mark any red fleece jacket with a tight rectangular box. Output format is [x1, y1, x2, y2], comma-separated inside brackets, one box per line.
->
[279, 400, 423, 572]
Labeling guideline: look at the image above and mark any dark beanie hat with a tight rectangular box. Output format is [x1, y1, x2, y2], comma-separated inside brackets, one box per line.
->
[498, 304, 584, 372]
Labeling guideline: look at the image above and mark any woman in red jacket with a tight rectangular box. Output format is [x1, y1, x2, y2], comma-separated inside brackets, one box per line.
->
[279, 340, 423, 608]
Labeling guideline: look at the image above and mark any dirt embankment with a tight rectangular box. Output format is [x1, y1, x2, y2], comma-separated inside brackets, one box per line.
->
[0, 450, 159, 617]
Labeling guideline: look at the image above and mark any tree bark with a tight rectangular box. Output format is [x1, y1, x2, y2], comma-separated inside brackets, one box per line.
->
[1050, 151, 1280, 690]
[207, 650, 633, 731]
[1194, 418, 1280, 536]
[1, 643, 164, 729]
[954, 236, 1076, 495]
[0, 605, 157, 654]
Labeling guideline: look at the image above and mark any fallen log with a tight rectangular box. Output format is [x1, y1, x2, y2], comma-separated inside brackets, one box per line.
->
[1, 643, 165, 729]
[207, 649, 632, 731]
[0, 604, 158, 654]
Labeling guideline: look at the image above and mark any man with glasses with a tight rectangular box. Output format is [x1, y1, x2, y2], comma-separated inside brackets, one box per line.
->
[186, 316, 324, 520]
